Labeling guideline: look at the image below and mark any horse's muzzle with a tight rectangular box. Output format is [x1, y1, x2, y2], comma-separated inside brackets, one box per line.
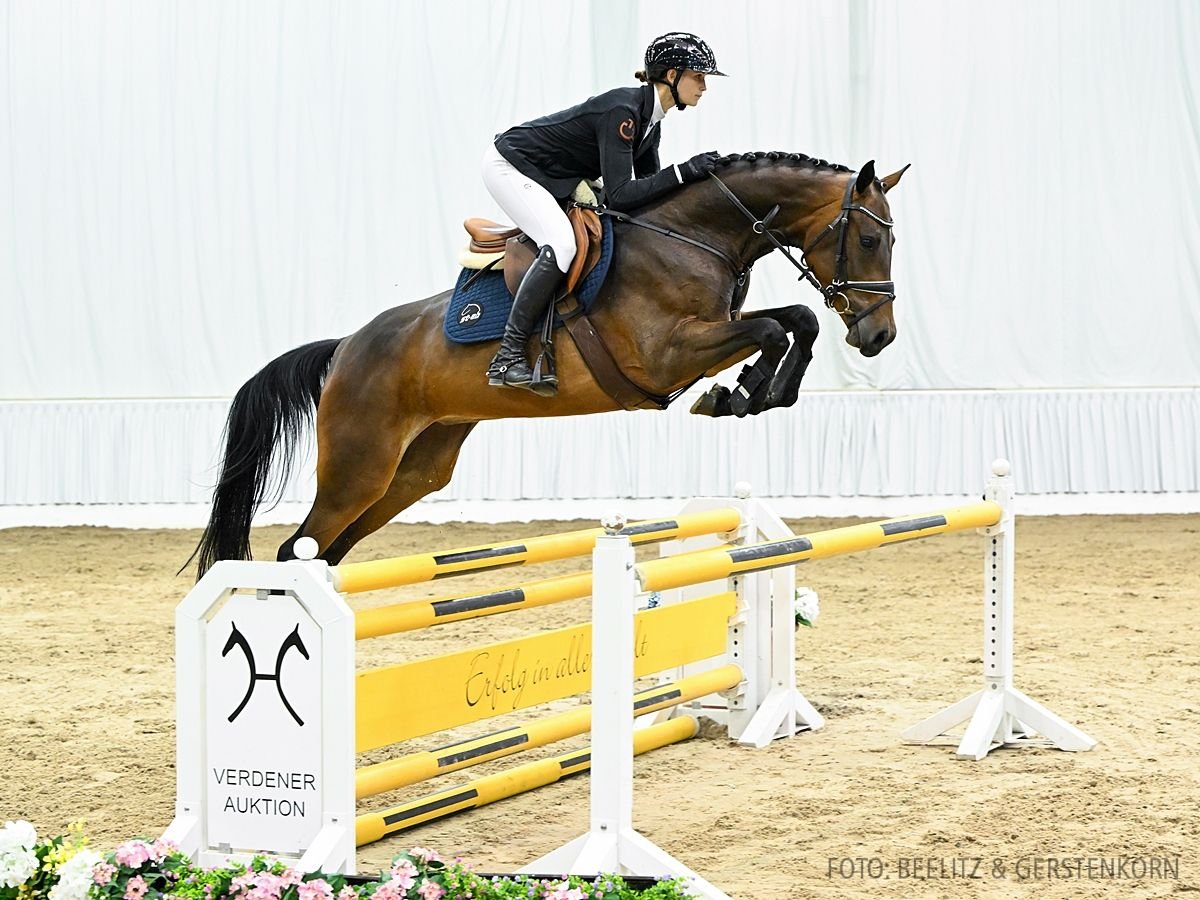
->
[846, 320, 896, 357]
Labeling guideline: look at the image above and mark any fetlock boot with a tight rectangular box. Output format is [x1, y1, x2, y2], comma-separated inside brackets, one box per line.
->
[486, 245, 562, 391]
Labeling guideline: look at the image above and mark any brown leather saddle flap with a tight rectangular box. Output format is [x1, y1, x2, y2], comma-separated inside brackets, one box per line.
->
[502, 236, 537, 297]
[565, 206, 603, 293]
[501, 207, 603, 297]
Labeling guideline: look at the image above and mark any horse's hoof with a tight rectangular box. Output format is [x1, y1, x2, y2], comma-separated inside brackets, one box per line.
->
[728, 386, 753, 418]
[690, 385, 731, 417]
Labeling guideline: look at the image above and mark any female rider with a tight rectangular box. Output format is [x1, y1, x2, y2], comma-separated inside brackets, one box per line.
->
[481, 32, 726, 395]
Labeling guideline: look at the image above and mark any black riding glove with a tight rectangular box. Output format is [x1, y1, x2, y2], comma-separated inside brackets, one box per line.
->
[679, 151, 722, 183]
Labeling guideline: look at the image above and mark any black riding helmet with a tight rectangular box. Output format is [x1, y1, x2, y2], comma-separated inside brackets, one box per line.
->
[644, 32, 726, 110]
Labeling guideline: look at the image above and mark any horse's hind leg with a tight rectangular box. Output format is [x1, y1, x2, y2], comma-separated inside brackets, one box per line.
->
[276, 413, 427, 564]
[317, 422, 477, 565]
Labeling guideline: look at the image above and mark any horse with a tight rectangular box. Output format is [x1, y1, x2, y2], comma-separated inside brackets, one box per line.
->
[188, 151, 908, 575]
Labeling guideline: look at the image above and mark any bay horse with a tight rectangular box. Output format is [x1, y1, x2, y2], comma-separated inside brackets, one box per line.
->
[189, 151, 907, 575]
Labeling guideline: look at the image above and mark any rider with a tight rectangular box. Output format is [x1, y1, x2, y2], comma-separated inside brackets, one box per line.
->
[482, 32, 726, 395]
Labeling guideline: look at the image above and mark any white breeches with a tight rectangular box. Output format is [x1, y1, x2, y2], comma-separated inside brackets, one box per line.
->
[481, 144, 575, 274]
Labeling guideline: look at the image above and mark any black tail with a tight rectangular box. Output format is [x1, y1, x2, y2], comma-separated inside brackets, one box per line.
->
[184, 338, 341, 578]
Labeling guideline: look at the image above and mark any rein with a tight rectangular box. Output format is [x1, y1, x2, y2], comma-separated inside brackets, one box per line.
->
[579, 169, 896, 328]
[578, 202, 752, 286]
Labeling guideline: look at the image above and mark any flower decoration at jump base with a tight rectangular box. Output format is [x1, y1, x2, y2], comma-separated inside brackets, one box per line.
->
[1, 820, 102, 900]
[2, 822, 701, 899]
[794, 586, 821, 628]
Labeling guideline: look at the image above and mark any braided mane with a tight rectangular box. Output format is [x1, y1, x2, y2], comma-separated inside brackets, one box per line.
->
[715, 151, 853, 174]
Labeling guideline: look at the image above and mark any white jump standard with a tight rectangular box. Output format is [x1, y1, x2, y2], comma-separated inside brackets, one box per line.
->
[901, 459, 1097, 760]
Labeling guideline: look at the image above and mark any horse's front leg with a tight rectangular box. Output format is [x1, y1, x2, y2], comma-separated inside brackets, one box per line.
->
[668, 318, 790, 418]
[740, 304, 819, 410]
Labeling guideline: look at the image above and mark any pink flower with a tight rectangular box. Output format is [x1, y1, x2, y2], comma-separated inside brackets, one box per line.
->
[123, 875, 149, 900]
[416, 881, 444, 900]
[229, 873, 257, 894]
[542, 882, 586, 900]
[408, 847, 441, 865]
[243, 874, 286, 900]
[259, 874, 283, 889]
[114, 841, 153, 868]
[369, 884, 402, 900]
[336, 888, 358, 900]
[297, 879, 334, 900]
[92, 863, 117, 886]
[389, 860, 418, 890]
[150, 839, 177, 862]
[277, 870, 305, 890]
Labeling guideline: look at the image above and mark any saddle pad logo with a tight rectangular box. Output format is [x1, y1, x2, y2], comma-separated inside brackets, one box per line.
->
[458, 302, 483, 326]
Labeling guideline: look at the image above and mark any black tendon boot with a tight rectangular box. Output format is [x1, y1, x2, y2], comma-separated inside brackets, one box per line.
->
[486, 245, 562, 392]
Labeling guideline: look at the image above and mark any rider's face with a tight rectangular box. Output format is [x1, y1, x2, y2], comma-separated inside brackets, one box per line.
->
[674, 69, 707, 107]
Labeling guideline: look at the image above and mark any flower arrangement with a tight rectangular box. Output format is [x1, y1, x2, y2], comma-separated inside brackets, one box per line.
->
[1, 820, 102, 900]
[793, 587, 820, 628]
[0, 822, 699, 900]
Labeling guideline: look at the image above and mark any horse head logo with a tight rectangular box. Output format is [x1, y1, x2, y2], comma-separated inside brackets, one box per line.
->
[222, 622, 309, 725]
[459, 302, 483, 326]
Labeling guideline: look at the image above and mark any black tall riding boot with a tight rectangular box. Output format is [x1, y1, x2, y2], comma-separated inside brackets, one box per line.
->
[487, 245, 561, 391]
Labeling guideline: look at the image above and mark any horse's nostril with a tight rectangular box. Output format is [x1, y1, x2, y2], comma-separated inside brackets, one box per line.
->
[861, 328, 891, 356]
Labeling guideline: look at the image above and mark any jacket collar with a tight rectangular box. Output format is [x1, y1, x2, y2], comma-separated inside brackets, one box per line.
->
[639, 83, 658, 124]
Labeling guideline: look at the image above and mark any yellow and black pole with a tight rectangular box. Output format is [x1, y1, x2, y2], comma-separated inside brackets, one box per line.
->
[638, 502, 1003, 592]
[332, 507, 740, 594]
[355, 664, 742, 799]
[355, 715, 697, 846]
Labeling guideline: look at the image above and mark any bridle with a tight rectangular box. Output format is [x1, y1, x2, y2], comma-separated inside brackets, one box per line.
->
[583, 168, 896, 328]
[708, 171, 896, 327]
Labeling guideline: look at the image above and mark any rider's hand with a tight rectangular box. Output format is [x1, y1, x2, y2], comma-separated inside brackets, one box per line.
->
[679, 151, 722, 183]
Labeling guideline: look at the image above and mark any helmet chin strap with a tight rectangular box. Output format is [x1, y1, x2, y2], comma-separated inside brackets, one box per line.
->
[668, 70, 686, 110]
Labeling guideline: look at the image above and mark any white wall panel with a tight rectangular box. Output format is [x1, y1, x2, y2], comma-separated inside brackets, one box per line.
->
[1, 2, 1197, 513]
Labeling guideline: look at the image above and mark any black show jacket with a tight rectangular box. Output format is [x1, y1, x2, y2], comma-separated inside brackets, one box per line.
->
[493, 84, 680, 210]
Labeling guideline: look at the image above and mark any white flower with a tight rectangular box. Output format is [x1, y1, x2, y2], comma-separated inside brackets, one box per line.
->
[1, 821, 38, 850]
[0, 821, 40, 889]
[0, 848, 38, 890]
[794, 587, 820, 628]
[48, 849, 103, 900]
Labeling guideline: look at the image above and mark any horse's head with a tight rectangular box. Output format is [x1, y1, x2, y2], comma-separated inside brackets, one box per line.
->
[794, 160, 909, 357]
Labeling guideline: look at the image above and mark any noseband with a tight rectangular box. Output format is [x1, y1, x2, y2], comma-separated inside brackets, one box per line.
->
[709, 171, 896, 327]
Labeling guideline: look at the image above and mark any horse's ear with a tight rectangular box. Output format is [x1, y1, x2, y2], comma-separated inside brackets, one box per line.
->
[880, 163, 911, 193]
[854, 160, 876, 195]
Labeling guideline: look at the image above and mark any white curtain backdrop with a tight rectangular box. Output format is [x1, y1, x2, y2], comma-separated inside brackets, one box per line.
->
[1, 1, 1198, 517]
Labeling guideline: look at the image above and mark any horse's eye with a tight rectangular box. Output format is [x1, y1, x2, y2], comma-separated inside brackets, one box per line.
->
[859, 235, 879, 251]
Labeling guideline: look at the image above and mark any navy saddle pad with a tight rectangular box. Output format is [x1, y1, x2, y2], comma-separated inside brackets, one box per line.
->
[444, 215, 614, 344]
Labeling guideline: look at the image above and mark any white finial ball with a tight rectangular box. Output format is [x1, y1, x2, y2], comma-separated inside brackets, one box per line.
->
[601, 513, 627, 534]
[991, 458, 1011, 477]
[293, 536, 319, 560]
[734, 481, 753, 499]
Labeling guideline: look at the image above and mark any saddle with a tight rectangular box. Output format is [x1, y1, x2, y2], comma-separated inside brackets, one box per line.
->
[452, 185, 664, 412]
[459, 184, 604, 297]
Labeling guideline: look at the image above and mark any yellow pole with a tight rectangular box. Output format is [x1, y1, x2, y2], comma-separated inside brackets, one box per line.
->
[355, 664, 742, 799]
[638, 502, 1003, 592]
[332, 507, 740, 594]
[355, 571, 593, 640]
[355, 715, 698, 846]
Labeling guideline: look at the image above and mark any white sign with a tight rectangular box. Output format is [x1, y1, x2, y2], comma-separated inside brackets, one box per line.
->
[205, 593, 323, 854]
